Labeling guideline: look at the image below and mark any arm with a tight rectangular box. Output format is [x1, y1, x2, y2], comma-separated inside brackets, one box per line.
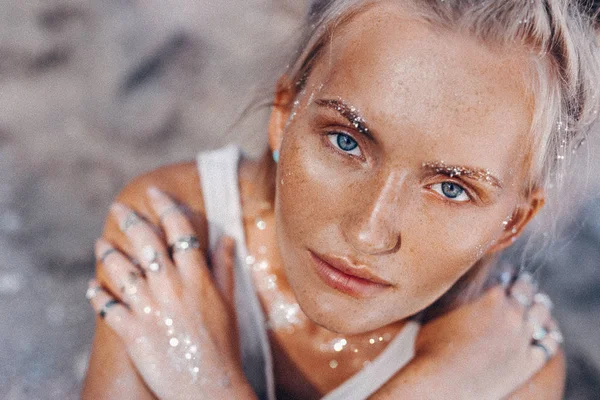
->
[506, 349, 565, 400]
[370, 347, 565, 399]
[82, 162, 209, 399]
[370, 285, 565, 400]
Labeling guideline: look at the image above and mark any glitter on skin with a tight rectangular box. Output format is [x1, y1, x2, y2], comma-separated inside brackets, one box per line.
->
[329, 360, 339, 369]
[422, 161, 503, 189]
[333, 338, 348, 352]
[256, 218, 267, 230]
[316, 98, 373, 139]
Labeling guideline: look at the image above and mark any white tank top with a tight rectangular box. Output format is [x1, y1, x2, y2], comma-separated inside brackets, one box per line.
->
[197, 144, 420, 400]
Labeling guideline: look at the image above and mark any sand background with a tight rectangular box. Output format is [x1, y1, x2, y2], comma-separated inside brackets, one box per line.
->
[0, 1, 598, 398]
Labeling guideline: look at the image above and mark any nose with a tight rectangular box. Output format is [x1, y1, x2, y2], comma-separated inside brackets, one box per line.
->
[341, 171, 404, 256]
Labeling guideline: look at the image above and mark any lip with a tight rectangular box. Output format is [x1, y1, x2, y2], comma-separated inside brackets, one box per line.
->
[309, 250, 392, 298]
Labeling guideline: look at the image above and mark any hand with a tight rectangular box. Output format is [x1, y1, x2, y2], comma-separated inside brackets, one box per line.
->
[414, 274, 562, 399]
[86, 187, 256, 400]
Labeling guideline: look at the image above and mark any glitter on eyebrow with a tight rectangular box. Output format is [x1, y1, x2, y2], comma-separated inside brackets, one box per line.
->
[316, 98, 373, 138]
[422, 161, 503, 188]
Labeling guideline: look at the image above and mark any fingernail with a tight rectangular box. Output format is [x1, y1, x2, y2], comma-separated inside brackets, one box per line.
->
[86, 280, 102, 300]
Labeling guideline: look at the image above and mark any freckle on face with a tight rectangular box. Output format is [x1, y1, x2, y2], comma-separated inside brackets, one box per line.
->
[273, 3, 533, 334]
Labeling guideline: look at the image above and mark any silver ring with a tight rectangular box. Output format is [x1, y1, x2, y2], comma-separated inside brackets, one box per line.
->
[100, 248, 117, 263]
[99, 299, 120, 319]
[86, 285, 103, 300]
[531, 340, 554, 363]
[141, 245, 162, 272]
[532, 325, 548, 341]
[169, 235, 200, 255]
[121, 212, 142, 233]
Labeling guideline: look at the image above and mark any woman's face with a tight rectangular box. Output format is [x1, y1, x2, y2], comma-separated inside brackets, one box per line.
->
[271, 3, 541, 334]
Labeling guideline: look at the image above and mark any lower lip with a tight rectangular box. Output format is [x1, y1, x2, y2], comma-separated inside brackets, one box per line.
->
[309, 251, 390, 298]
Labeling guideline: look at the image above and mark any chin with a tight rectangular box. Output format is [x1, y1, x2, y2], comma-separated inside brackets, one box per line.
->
[291, 285, 402, 334]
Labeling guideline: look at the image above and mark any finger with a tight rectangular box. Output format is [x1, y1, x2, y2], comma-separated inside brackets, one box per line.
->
[545, 319, 564, 344]
[526, 302, 551, 335]
[508, 272, 537, 309]
[146, 187, 208, 286]
[212, 236, 236, 307]
[95, 238, 154, 313]
[530, 334, 560, 369]
[87, 280, 132, 337]
[110, 202, 178, 303]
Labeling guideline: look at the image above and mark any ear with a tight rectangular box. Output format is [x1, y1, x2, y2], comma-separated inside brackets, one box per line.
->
[268, 76, 296, 154]
[487, 188, 545, 254]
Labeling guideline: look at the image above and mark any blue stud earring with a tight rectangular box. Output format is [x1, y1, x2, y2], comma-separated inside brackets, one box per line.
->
[272, 150, 280, 163]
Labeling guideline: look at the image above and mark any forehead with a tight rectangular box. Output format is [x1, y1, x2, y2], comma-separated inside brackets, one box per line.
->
[308, 3, 535, 183]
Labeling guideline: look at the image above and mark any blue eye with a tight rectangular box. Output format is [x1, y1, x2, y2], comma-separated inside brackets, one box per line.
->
[431, 182, 469, 202]
[327, 133, 361, 156]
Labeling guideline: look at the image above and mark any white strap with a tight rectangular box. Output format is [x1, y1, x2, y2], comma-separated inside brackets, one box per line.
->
[197, 144, 276, 400]
[321, 321, 420, 400]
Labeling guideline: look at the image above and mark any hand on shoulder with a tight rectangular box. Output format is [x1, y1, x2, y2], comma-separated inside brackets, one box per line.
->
[373, 278, 565, 400]
[83, 163, 252, 399]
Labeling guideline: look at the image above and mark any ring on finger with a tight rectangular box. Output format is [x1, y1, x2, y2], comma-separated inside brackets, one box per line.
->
[99, 248, 118, 264]
[169, 235, 200, 255]
[141, 245, 162, 273]
[121, 212, 142, 233]
[531, 340, 554, 363]
[99, 299, 120, 319]
[532, 324, 549, 341]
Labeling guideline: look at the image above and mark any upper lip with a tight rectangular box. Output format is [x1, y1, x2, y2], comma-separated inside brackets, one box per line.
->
[311, 251, 393, 286]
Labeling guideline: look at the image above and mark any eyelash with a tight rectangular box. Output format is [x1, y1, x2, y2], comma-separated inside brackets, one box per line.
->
[322, 129, 477, 205]
[428, 181, 472, 203]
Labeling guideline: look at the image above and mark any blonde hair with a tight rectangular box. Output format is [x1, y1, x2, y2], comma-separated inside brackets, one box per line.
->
[249, 0, 600, 317]
[286, 0, 600, 192]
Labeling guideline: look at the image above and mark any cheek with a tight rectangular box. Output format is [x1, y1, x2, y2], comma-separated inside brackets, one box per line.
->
[400, 202, 506, 298]
[275, 132, 354, 244]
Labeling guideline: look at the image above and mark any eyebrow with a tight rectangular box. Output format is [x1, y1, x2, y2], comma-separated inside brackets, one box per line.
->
[315, 99, 502, 189]
[422, 161, 503, 189]
[315, 98, 375, 141]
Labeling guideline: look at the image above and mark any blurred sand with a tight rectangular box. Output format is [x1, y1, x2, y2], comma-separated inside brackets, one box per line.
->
[0, 1, 598, 399]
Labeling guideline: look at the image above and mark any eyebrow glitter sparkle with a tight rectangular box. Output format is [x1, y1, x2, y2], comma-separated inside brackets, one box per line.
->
[422, 161, 502, 188]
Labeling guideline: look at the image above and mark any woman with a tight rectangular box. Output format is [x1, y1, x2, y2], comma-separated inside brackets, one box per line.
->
[82, 0, 600, 398]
